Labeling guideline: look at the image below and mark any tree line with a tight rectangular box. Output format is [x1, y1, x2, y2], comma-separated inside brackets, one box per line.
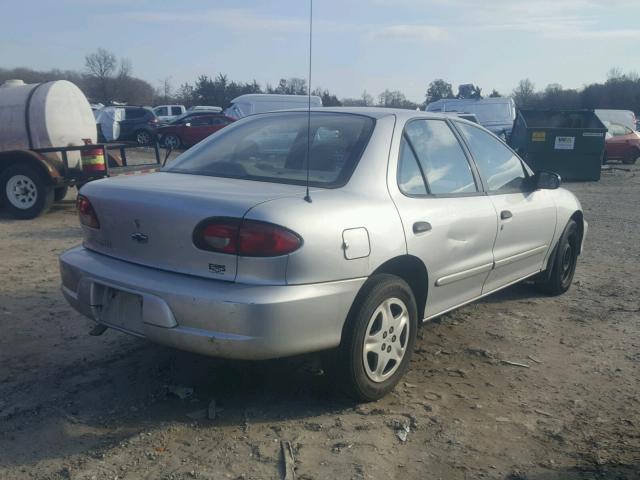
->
[2, 48, 640, 114]
[426, 69, 640, 113]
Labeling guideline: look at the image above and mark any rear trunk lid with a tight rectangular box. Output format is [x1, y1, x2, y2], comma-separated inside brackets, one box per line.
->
[79, 172, 304, 281]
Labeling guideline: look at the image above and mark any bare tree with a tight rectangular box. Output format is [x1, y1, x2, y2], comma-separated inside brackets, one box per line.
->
[512, 78, 536, 108]
[85, 48, 116, 78]
[84, 48, 118, 103]
[118, 58, 132, 79]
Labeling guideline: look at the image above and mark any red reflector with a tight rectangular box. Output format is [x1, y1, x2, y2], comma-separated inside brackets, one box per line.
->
[193, 218, 301, 257]
[77, 195, 100, 229]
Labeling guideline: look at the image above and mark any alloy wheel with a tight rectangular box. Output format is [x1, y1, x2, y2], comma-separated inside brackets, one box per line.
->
[362, 297, 410, 383]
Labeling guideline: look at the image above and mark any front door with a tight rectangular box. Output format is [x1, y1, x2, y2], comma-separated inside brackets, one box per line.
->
[453, 122, 556, 293]
[389, 119, 499, 318]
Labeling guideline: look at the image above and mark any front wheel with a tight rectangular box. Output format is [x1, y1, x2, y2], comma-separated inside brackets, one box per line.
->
[0, 164, 54, 219]
[535, 219, 579, 295]
[336, 274, 417, 402]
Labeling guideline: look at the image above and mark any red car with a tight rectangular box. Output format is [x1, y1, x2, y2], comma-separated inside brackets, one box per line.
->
[157, 114, 234, 149]
[604, 122, 640, 164]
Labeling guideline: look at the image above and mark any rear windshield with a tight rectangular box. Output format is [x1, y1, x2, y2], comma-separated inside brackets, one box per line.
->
[164, 112, 375, 188]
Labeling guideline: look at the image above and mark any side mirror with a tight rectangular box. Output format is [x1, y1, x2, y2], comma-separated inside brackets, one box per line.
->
[535, 170, 561, 190]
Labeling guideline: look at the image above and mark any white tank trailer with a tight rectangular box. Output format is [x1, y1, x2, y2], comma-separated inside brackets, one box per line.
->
[0, 79, 96, 161]
[0, 79, 98, 219]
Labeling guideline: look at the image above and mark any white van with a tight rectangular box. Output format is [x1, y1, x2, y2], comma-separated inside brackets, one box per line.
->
[224, 94, 323, 119]
[595, 109, 637, 132]
[425, 97, 516, 138]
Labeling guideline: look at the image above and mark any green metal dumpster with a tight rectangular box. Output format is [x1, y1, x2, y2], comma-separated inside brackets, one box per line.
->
[509, 110, 607, 181]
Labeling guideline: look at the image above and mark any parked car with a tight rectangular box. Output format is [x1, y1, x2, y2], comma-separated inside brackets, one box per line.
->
[224, 94, 322, 119]
[153, 105, 186, 123]
[604, 122, 640, 164]
[425, 97, 516, 139]
[117, 106, 160, 145]
[156, 114, 235, 149]
[60, 108, 586, 401]
[595, 109, 636, 133]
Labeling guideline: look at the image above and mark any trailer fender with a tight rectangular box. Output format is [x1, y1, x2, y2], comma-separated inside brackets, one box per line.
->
[0, 149, 63, 185]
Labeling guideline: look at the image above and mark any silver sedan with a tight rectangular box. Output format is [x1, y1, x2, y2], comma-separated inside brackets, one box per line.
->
[60, 108, 586, 401]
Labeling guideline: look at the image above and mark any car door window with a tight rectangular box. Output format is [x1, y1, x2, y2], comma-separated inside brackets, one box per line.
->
[190, 117, 211, 127]
[401, 120, 477, 195]
[155, 107, 168, 117]
[171, 106, 183, 116]
[456, 122, 528, 193]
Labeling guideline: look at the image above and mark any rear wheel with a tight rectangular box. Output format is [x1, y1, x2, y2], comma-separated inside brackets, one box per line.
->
[135, 129, 153, 146]
[163, 134, 182, 149]
[1, 164, 54, 219]
[336, 274, 417, 402]
[54, 186, 69, 202]
[536, 220, 579, 295]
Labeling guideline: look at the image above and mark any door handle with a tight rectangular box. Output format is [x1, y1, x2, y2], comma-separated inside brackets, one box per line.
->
[500, 210, 513, 220]
[413, 221, 432, 234]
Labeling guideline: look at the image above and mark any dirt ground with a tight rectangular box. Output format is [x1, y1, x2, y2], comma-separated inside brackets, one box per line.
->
[1, 164, 638, 480]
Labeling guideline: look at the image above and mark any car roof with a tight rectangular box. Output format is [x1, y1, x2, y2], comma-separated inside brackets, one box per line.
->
[277, 106, 475, 123]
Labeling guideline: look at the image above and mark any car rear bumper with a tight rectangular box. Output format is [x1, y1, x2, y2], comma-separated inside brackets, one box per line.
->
[59, 246, 365, 360]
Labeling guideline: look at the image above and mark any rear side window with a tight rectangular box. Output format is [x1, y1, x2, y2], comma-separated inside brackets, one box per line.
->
[126, 108, 147, 119]
[456, 122, 528, 193]
[165, 112, 375, 188]
[171, 106, 183, 115]
[398, 119, 477, 195]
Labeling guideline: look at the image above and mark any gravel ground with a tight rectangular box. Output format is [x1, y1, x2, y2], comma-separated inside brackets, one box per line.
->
[0, 164, 638, 480]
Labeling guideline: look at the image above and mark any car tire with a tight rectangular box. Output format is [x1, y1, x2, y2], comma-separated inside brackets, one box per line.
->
[163, 134, 182, 149]
[54, 186, 69, 202]
[336, 274, 417, 402]
[135, 129, 153, 146]
[1, 164, 54, 219]
[602, 152, 608, 165]
[535, 219, 579, 296]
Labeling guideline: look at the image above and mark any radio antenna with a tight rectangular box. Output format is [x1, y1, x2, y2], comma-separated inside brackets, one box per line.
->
[304, 0, 313, 203]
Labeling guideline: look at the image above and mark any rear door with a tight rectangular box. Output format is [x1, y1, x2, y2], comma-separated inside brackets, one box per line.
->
[454, 122, 557, 293]
[390, 118, 498, 318]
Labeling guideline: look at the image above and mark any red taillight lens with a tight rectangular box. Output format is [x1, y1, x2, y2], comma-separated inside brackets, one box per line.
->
[193, 218, 302, 257]
[77, 195, 100, 229]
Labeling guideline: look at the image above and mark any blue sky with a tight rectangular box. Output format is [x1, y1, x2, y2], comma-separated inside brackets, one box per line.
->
[1, 0, 640, 102]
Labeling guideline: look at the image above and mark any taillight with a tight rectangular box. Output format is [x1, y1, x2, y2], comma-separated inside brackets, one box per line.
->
[193, 218, 302, 257]
[77, 195, 100, 229]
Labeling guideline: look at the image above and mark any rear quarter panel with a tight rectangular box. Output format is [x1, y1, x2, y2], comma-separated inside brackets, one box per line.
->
[243, 114, 407, 285]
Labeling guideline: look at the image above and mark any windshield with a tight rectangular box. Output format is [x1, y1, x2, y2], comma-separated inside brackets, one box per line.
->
[165, 112, 375, 188]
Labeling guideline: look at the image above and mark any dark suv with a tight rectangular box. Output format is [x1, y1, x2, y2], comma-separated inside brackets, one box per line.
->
[118, 107, 159, 145]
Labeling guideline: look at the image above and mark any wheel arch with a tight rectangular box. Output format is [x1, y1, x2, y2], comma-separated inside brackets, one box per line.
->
[368, 255, 429, 321]
[0, 150, 61, 185]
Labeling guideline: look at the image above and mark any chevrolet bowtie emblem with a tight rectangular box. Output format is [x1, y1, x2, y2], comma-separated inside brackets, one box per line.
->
[130, 232, 149, 244]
